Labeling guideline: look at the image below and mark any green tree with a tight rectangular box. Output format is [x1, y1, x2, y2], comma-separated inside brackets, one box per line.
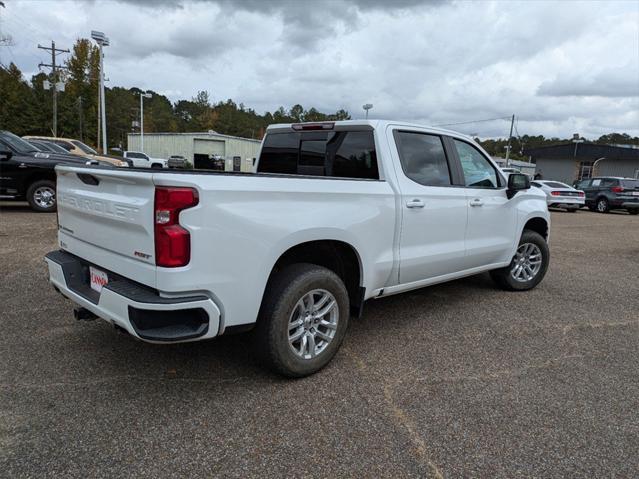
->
[0, 63, 38, 135]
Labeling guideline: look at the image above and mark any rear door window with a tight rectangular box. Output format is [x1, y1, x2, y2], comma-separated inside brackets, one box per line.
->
[394, 131, 451, 186]
[258, 130, 378, 179]
[53, 140, 74, 151]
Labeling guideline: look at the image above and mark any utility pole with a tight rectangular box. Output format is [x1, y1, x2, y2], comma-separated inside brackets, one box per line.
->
[139, 92, 152, 152]
[504, 114, 515, 166]
[38, 41, 69, 137]
[91, 31, 109, 154]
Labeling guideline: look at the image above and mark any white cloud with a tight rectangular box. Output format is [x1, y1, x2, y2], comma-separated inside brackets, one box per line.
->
[1, 0, 637, 139]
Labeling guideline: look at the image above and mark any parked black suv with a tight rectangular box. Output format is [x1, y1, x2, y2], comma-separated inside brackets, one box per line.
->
[575, 176, 639, 214]
[0, 130, 103, 212]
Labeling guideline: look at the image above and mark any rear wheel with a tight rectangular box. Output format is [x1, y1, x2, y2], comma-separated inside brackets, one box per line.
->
[490, 230, 549, 291]
[26, 180, 56, 213]
[255, 263, 350, 377]
[596, 197, 609, 213]
[628, 210, 639, 215]
[151, 163, 163, 169]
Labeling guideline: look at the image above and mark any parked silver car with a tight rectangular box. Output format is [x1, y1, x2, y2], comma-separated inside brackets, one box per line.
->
[531, 180, 585, 212]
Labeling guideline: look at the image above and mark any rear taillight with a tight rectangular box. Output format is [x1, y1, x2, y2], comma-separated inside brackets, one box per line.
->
[611, 186, 624, 193]
[550, 191, 561, 196]
[154, 187, 199, 267]
[577, 191, 585, 197]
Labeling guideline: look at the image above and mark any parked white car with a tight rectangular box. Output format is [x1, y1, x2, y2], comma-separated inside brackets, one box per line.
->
[46, 120, 551, 377]
[123, 151, 168, 169]
[531, 180, 585, 212]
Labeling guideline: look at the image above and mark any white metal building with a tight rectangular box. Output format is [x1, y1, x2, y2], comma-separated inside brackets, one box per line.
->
[127, 131, 262, 172]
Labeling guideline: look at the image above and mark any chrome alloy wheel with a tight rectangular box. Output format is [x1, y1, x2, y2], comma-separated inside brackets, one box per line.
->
[288, 289, 339, 360]
[510, 243, 543, 283]
[597, 199, 607, 212]
[33, 186, 56, 208]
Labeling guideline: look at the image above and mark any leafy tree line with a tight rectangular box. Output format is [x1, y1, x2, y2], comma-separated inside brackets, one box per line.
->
[0, 38, 350, 149]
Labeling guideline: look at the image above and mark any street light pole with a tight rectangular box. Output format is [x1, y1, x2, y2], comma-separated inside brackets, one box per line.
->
[91, 31, 109, 154]
[139, 92, 152, 153]
[362, 103, 373, 119]
[592, 157, 606, 177]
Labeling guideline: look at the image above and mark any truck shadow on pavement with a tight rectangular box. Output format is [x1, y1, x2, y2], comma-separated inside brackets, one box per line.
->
[78, 273, 497, 383]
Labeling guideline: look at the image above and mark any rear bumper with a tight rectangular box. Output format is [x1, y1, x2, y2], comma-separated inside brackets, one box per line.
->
[547, 198, 584, 208]
[45, 250, 221, 343]
[621, 201, 639, 211]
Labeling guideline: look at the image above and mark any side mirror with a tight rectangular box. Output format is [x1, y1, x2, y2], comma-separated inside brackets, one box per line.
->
[0, 150, 13, 161]
[507, 173, 530, 199]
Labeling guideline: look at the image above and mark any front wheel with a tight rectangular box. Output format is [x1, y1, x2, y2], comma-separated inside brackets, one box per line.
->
[490, 230, 549, 291]
[255, 263, 350, 377]
[26, 180, 56, 213]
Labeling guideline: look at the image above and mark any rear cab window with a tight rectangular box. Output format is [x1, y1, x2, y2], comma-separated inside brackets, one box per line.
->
[620, 179, 639, 189]
[258, 130, 379, 179]
[544, 181, 570, 189]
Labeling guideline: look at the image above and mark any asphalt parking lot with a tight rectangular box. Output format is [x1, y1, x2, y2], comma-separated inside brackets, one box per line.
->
[1, 203, 638, 478]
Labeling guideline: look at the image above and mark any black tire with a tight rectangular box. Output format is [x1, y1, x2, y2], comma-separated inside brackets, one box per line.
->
[628, 210, 639, 215]
[26, 180, 56, 213]
[596, 197, 609, 213]
[567, 208, 577, 213]
[490, 229, 549, 291]
[254, 263, 350, 377]
[587, 204, 596, 211]
[151, 163, 163, 169]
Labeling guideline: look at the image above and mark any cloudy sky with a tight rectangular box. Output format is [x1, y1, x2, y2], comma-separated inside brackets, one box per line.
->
[1, 0, 638, 139]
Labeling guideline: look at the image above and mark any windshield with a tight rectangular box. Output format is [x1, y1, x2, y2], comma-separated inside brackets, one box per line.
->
[25, 141, 47, 152]
[0, 131, 40, 153]
[71, 140, 97, 155]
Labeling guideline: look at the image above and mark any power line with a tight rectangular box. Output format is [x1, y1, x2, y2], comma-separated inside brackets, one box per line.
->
[433, 116, 512, 127]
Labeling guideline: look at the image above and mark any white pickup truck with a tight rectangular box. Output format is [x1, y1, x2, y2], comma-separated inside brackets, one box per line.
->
[123, 151, 168, 169]
[45, 120, 550, 377]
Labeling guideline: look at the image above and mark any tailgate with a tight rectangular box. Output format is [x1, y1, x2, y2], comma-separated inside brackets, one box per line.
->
[55, 166, 158, 287]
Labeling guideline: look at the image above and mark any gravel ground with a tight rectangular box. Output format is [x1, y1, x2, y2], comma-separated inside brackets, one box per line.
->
[1, 202, 638, 478]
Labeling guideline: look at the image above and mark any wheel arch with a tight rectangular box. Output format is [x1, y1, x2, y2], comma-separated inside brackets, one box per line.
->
[523, 216, 548, 240]
[22, 171, 57, 194]
[264, 239, 365, 317]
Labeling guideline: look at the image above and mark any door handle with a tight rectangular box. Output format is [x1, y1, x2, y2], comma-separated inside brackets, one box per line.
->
[18, 163, 28, 169]
[470, 198, 483, 207]
[406, 199, 425, 209]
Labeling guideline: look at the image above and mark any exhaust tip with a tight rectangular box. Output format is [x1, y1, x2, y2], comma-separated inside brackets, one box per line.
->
[73, 307, 98, 321]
